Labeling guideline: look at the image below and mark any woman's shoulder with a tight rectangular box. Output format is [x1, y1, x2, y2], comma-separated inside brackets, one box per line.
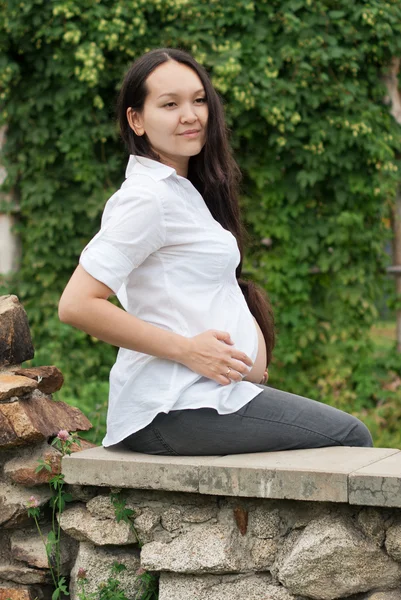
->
[120, 171, 163, 194]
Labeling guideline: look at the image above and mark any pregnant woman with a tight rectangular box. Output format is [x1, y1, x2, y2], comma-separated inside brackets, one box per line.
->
[59, 47, 373, 455]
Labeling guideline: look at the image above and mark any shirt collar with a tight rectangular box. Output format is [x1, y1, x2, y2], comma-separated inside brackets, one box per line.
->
[125, 155, 178, 181]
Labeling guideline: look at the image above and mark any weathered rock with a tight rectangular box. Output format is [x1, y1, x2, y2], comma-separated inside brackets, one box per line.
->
[251, 538, 278, 570]
[161, 507, 182, 532]
[385, 518, 401, 562]
[275, 513, 401, 599]
[0, 410, 20, 447]
[0, 532, 10, 563]
[10, 528, 77, 572]
[13, 366, 64, 395]
[5, 439, 96, 486]
[0, 483, 52, 528]
[0, 564, 48, 585]
[0, 295, 34, 367]
[182, 506, 217, 523]
[158, 573, 295, 600]
[86, 494, 116, 520]
[357, 507, 386, 546]
[0, 389, 91, 448]
[0, 584, 50, 600]
[4, 443, 61, 486]
[0, 376, 37, 403]
[69, 542, 141, 600]
[133, 508, 160, 544]
[248, 506, 282, 539]
[58, 505, 137, 545]
[141, 524, 243, 574]
[66, 484, 99, 503]
[0, 585, 34, 600]
[361, 591, 401, 600]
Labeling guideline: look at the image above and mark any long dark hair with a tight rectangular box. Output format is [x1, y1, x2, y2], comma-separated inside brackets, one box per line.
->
[116, 47, 275, 365]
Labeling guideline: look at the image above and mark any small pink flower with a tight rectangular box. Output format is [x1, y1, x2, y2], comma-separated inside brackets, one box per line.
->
[27, 495, 39, 508]
[57, 430, 70, 441]
[136, 567, 146, 576]
[77, 568, 87, 580]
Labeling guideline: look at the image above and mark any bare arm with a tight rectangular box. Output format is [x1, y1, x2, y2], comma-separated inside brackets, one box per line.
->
[58, 265, 187, 361]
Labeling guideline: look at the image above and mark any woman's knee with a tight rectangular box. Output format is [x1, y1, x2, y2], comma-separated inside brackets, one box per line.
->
[343, 417, 374, 447]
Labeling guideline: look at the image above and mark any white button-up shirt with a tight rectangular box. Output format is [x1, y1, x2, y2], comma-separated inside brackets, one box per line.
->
[79, 155, 262, 447]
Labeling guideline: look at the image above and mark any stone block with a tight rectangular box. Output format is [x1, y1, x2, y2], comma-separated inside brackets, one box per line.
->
[158, 573, 295, 600]
[10, 528, 77, 572]
[362, 591, 401, 600]
[133, 508, 160, 543]
[349, 452, 401, 507]
[385, 518, 401, 562]
[141, 524, 243, 574]
[356, 507, 386, 546]
[161, 508, 182, 532]
[0, 376, 37, 403]
[248, 506, 282, 538]
[65, 484, 99, 503]
[182, 506, 217, 523]
[0, 390, 91, 448]
[69, 542, 141, 600]
[0, 564, 48, 585]
[58, 505, 137, 545]
[274, 513, 401, 599]
[199, 447, 400, 502]
[86, 494, 117, 519]
[250, 538, 278, 570]
[0, 483, 52, 528]
[12, 366, 64, 395]
[0, 532, 10, 563]
[4, 443, 61, 486]
[0, 585, 34, 600]
[0, 295, 34, 367]
[62, 445, 219, 492]
[5, 439, 95, 486]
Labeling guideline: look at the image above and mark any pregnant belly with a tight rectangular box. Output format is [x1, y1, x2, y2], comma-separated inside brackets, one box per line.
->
[242, 317, 267, 384]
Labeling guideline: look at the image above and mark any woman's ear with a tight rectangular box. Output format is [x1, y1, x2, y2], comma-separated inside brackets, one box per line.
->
[126, 107, 144, 136]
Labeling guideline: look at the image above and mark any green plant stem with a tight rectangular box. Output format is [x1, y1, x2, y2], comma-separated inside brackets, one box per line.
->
[57, 482, 62, 579]
[33, 514, 58, 590]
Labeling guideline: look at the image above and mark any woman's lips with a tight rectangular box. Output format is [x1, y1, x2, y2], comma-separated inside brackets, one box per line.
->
[180, 130, 200, 138]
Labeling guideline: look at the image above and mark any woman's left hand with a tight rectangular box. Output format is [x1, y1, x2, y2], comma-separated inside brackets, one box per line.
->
[260, 368, 269, 385]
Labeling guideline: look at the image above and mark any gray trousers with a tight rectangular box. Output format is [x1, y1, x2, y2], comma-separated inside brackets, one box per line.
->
[121, 384, 374, 455]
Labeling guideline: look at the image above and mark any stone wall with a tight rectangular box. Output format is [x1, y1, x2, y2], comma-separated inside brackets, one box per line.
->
[60, 486, 401, 600]
[1, 293, 401, 600]
[0, 294, 93, 600]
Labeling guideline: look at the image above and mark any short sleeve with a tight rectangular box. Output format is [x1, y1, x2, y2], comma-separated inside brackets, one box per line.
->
[79, 184, 165, 294]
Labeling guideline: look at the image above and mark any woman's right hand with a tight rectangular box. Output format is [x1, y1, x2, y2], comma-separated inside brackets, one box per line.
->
[179, 329, 254, 386]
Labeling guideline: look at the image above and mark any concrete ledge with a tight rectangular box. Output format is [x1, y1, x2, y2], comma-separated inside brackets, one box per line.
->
[349, 451, 401, 507]
[62, 445, 401, 506]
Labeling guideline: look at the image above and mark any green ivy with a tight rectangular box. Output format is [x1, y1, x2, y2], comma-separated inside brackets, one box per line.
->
[1, 0, 401, 446]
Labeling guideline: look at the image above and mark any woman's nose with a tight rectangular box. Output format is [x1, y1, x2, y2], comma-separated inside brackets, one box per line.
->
[180, 104, 198, 122]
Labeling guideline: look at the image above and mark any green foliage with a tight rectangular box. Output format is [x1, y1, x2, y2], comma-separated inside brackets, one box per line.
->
[28, 435, 158, 600]
[27, 430, 80, 598]
[110, 492, 142, 546]
[77, 562, 159, 600]
[1, 0, 401, 446]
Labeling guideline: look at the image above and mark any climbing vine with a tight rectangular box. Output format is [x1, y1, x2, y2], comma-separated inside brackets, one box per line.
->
[1, 0, 401, 445]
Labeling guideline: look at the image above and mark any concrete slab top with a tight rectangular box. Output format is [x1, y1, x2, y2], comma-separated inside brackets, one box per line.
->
[202, 446, 399, 473]
[62, 445, 401, 506]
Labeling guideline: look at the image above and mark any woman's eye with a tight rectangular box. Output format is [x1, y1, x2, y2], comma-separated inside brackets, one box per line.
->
[163, 98, 206, 108]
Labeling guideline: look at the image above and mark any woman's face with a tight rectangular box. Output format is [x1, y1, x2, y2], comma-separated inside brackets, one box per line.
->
[127, 60, 209, 177]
